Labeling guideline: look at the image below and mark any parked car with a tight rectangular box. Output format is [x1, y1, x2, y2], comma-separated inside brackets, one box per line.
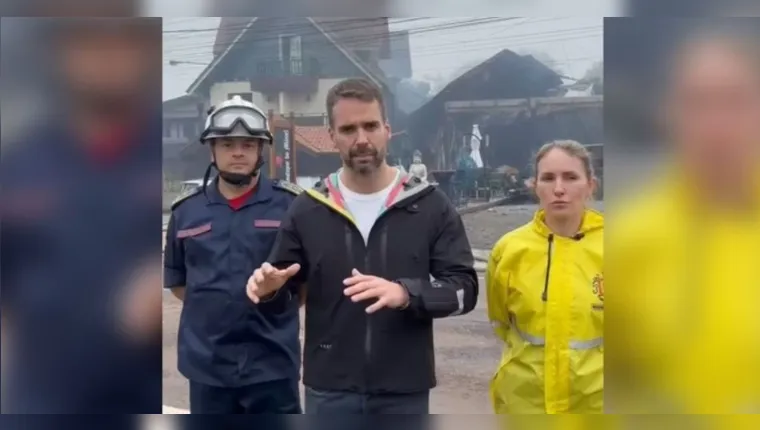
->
[179, 178, 212, 195]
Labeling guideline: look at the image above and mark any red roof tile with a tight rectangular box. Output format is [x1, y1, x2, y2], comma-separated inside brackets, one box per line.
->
[294, 126, 337, 153]
[269, 114, 336, 154]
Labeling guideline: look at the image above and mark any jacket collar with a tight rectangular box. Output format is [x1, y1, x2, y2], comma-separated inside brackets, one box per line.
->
[205, 174, 273, 206]
[531, 208, 604, 238]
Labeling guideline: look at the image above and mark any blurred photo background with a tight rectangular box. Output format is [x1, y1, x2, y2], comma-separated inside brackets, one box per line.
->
[605, 17, 760, 414]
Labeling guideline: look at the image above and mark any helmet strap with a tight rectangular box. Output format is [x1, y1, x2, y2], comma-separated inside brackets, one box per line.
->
[209, 144, 266, 188]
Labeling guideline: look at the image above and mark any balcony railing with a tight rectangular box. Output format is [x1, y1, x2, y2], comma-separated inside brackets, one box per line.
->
[255, 58, 320, 78]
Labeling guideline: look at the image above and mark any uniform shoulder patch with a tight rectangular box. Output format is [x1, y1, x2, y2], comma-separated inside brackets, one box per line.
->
[170, 186, 201, 210]
[273, 179, 303, 196]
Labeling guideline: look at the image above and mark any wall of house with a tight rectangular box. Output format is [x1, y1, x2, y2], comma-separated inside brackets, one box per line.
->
[210, 77, 386, 120]
[209, 81, 271, 109]
[276, 78, 342, 116]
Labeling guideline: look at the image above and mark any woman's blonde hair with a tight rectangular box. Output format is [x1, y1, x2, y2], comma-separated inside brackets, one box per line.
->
[532, 139, 595, 180]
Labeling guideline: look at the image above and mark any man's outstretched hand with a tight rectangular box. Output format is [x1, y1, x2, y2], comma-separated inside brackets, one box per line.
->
[246, 262, 301, 304]
[343, 269, 410, 314]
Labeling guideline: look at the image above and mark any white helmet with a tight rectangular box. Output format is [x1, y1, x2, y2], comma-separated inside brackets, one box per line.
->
[200, 95, 272, 143]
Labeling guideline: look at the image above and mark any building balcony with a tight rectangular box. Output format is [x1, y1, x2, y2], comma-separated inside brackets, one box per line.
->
[250, 58, 320, 94]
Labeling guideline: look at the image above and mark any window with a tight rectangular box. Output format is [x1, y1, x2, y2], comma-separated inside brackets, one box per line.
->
[279, 35, 302, 75]
[279, 35, 302, 60]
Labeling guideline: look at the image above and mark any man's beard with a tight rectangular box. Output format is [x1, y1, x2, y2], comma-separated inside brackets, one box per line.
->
[218, 170, 256, 187]
[344, 146, 383, 175]
[217, 163, 260, 187]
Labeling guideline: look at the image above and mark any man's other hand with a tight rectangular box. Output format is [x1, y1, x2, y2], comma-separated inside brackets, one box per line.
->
[343, 269, 410, 314]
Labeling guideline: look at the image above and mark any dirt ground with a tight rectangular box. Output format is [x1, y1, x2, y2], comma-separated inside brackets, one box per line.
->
[161, 203, 601, 413]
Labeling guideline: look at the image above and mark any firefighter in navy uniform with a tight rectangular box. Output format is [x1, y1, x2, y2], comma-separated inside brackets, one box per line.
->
[163, 96, 303, 414]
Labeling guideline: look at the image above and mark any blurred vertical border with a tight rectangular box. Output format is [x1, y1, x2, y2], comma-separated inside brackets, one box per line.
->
[1, 15, 163, 416]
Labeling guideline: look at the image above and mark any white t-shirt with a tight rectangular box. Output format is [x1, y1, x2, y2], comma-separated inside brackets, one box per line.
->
[338, 170, 399, 244]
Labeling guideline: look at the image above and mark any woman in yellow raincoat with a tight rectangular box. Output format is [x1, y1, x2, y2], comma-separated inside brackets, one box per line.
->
[486, 140, 603, 414]
[606, 28, 760, 414]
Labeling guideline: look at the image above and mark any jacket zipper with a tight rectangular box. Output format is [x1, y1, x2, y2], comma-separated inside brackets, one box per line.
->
[322, 182, 429, 392]
[342, 222, 372, 394]
[363, 251, 372, 391]
[541, 234, 554, 301]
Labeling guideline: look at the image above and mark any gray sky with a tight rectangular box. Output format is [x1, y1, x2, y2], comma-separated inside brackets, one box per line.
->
[162, 17, 602, 101]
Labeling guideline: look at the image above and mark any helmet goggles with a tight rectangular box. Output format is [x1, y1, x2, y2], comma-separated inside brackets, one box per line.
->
[201, 105, 273, 143]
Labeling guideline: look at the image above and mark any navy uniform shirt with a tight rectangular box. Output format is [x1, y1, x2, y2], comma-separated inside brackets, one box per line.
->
[0, 118, 162, 413]
[163, 175, 302, 387]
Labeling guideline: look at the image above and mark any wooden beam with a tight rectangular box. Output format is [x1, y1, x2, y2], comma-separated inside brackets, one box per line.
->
[444, 96, 603, 115]
[289, 111, 297, 182]
[268, 109, 276, 178]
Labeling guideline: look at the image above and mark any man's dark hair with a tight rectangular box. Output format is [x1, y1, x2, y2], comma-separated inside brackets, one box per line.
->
[326, 78, 386, 127]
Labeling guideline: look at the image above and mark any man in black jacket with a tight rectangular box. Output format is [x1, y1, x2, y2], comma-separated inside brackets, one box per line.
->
[246, 78, 478, 415]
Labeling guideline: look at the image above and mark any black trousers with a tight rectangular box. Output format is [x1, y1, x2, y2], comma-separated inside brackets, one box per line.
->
[303, 386, 431, 430]
[189, 378, 301, 414]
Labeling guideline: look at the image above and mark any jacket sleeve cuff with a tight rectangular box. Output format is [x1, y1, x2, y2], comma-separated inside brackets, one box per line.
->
[258, 284, 294, 304]
[396, 278, 426, 314]
[163, 267, 185, 289]
[397, 277, 462, 318]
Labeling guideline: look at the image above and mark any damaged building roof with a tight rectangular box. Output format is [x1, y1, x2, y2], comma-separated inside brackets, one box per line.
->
[408, 49, 564, 125]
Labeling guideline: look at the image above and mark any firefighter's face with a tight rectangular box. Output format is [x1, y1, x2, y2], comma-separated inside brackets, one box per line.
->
[535, 148, 595, 219]
[330, 98, 390, 175]
[57, 22, 160, 107]
[667, 36, 760, 184]
[212, 137, 263, 175]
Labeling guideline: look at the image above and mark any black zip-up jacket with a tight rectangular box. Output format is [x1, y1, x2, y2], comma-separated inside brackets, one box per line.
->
[268, 170, 478, 394]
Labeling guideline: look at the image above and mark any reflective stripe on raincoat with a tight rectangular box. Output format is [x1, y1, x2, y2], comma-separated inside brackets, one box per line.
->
[486, 209, 604, 414]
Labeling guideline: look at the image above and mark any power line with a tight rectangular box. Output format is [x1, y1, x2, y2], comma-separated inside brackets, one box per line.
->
[162, 17, 427, 35]
[163, 34, 601, 90]
[164, 55, 600, 88]
[164, 21, 599, 59]
[161, 19, 601, 98]
[163, 17, 517, 58]
[163, 25, 601, 66]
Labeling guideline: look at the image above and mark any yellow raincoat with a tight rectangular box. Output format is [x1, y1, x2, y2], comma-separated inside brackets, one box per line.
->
[486, 209, 604, 414]
[607, 170, 760, 414]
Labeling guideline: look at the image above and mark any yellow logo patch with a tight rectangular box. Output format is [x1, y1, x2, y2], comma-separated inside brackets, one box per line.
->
[592, 274, 604, 302]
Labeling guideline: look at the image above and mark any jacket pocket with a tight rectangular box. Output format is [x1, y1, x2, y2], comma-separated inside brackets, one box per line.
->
[180, 222, 216, 272]
[177, 222, 211, 238]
